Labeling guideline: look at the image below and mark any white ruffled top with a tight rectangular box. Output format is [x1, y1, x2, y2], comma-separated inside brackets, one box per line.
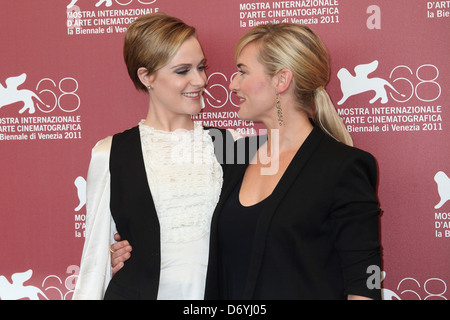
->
[73, 121, 238, 300]
[139, 120, 223, 299]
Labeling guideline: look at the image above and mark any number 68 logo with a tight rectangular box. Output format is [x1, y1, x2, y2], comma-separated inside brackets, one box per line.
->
[35, 77, 80, 113]
[205, 72, 240, 109]
[389, 64, 441, 103]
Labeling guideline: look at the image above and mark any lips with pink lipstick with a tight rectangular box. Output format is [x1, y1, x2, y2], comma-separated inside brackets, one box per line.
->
[234, 94, 246, 105]
[182, 91, 202, 99]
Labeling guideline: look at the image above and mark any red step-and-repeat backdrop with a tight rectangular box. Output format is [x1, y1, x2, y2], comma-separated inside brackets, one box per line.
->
[1, 0, 448, 300]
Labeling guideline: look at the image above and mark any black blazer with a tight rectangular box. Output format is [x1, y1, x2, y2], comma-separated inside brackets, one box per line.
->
[205, 126, 382, 300]
[104, 126, 233, 300]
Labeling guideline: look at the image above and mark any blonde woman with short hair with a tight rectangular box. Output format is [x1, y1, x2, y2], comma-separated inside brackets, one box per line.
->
[73, 13, 237, 300]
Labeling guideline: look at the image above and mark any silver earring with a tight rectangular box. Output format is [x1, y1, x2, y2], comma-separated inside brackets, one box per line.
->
[147, 84, 153, 90]
[276, 94, 283, 126]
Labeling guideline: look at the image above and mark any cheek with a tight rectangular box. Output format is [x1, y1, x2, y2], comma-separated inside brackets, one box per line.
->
[245, 79, 269, 96]
[170, 79, 188, 92]
[244, 80, 274, 110]
[159, 75, 187, 93]
[201, 71, 208, 83]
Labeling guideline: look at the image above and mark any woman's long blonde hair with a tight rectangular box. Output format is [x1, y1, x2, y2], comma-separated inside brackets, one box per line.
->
[235, 23, 353, 146]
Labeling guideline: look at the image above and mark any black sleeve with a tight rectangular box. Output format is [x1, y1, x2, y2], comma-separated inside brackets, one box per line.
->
[330, 149, 382, 300]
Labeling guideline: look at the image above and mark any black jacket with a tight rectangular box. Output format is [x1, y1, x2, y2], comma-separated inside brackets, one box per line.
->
[205, 126, 382, 300]
[104, 126, 233, 299]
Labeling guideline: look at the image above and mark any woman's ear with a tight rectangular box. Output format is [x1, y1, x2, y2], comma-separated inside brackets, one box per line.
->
[274, 68, 293, 94]
[137, 67, 155, 88]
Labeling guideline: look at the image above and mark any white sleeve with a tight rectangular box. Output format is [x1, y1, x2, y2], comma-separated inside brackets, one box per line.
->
[73, 136, 116, 300]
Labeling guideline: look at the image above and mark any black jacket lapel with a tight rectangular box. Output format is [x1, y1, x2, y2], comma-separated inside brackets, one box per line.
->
[243, 127, 325, 299]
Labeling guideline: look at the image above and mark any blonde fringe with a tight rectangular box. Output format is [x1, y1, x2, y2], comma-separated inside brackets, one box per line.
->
[314, 87, 353, 146]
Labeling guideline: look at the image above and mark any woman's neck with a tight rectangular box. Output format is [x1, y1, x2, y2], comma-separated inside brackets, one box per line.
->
[144, 105, 195, 132]
[264, 111, 313, 156]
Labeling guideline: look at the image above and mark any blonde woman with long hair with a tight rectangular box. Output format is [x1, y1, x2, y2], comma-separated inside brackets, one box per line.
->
[204, 23, 381, 300]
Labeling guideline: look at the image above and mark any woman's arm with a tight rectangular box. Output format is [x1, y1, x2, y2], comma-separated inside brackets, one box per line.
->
[110, 233, 132, 276]
[73, 137, 116, 300]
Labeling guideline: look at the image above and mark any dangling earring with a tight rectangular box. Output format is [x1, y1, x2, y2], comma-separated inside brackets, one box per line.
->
[276, 94, 284, 126]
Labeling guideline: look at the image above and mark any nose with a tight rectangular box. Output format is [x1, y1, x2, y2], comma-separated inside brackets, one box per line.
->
[229, 73, 239, 92]
[192, 69, 207, 88]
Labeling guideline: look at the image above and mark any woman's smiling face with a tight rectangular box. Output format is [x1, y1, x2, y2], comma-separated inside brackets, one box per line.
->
[148, 36, 208, 117]
[230, 42, 276, 123]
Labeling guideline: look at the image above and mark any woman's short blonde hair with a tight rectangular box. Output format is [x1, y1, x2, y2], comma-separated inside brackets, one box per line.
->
[123, 13, 196, 92]
[235, 23, 352, 146]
